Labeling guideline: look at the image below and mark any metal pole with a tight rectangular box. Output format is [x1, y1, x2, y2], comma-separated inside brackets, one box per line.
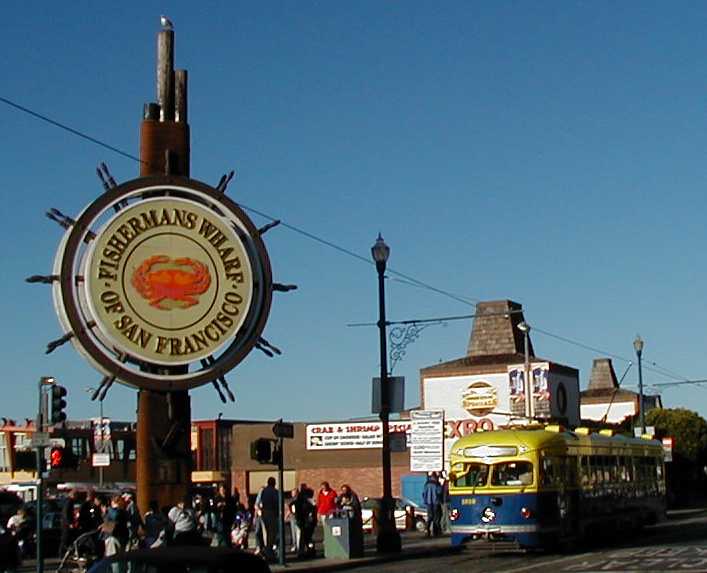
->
[524, 330, 531, 420]
[376, 258, 401, 553]
[637, 348, 645, 434]
[277, 421, 285, 566]
[99, 399, 104, 488]
[35, 379, 44, 573]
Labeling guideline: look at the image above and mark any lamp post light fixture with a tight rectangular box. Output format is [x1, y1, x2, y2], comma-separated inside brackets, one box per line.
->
[633, 334, 645, 435]
[371, 233, 401, 554]
[517, 321, 532, 420]
[85, 387, 105, 487]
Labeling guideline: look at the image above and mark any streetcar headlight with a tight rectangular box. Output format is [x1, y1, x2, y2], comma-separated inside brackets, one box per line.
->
[521, 507, 532, 519]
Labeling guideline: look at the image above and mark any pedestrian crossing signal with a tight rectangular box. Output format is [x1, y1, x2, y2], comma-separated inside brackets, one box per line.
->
[250, 438, 273, 464]
[50, 446, 65, 468]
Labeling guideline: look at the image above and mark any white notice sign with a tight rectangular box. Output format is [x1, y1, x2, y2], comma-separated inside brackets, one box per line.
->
[92, 453, 110, 467]
[410, 410, 444, 472]
[305, 421, 412, 450]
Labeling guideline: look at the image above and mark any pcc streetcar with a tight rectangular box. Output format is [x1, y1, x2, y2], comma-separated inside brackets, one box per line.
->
[448, 425, 666, 549]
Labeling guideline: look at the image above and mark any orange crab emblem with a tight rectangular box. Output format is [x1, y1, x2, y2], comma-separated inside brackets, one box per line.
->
[131, 255, 211, 309]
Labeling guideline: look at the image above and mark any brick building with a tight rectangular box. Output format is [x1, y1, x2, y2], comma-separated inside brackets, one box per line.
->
[231, 421, 412, 503]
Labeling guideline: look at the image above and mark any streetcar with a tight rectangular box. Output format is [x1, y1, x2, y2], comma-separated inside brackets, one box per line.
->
[447, 425, 666, 550]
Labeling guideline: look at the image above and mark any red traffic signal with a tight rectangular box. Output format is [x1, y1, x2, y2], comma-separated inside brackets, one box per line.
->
[50, 446, 64, 468]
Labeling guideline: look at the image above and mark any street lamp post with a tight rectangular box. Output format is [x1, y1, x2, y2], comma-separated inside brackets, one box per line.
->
[633, 335, 645, 434]
[371, 233, 401, 554]
[517, 322, 532, 420]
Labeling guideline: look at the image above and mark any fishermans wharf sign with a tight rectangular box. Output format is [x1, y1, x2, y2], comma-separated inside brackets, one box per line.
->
[52, 176, 273, 391]
[87, 197, 253, 365]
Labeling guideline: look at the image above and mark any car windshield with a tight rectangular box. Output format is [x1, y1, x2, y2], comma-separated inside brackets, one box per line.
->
[397, 497, 419, 510]
[491, 461, 534, 486]
[453, 463, 489, 487]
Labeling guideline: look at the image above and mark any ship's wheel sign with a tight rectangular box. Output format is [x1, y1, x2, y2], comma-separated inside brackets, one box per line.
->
[47, 175, 276, 392]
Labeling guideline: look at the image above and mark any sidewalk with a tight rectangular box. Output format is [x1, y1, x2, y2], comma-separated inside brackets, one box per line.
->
[270, 535, 456, 572]
[17, 535, 457, 573]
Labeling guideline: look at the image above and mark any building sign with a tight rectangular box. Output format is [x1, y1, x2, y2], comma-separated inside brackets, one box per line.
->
[50, 176, 273, 391]
[461, 381, 497, 417]
[508, 363, 550, 419]
[306, 421, 412, 450]
[410, 410, 444, 472]
[662, 437, 674, 462]
[92, 418, 112, 454]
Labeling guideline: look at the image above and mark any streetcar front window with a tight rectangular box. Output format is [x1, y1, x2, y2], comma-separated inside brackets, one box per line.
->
[491, 461, 534, 486]
[452, 463, 489, 487]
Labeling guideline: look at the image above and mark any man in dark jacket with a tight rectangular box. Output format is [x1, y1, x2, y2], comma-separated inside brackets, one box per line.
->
[259, 477, 279, 557]
[422, 473, 442, 537]
[59, 490, 79, 557]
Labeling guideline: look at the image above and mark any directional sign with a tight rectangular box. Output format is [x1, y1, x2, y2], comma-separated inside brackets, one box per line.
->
[30, 432, 51, 448]
[272, 422, 294, 439]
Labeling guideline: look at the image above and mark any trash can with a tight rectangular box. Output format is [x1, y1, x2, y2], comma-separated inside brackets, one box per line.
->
[323, 514, 364, 559]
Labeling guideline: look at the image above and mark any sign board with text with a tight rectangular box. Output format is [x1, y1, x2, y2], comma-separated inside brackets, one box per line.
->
[410, 410, 445, 472]
[306, 421, 412, 450]
[92, 453, 111, 467]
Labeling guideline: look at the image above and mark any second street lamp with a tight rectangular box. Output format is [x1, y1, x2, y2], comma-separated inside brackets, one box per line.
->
[371, 233, 401, 554]
[633, 334, 645, 435]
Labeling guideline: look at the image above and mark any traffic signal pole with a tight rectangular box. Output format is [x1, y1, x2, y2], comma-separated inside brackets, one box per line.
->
[35, 378, 45, 573]
[277, 421, 285, 566]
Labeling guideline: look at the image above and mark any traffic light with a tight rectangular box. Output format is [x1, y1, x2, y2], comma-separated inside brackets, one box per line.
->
[250, 438, 273, 464]
[50, 385, 68, 424]
[50, 446, 65, 468]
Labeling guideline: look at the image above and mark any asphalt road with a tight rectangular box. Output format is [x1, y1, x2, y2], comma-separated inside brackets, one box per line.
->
[311, 508, 707, 573]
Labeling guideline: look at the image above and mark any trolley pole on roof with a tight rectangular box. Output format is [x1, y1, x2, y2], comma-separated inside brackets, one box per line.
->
[518, 322, 532, 420]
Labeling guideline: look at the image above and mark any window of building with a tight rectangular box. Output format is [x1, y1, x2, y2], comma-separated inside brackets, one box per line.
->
[218, 427, 231, 471]
[201, 428, 214, 469]
[0, 433, 10, 472]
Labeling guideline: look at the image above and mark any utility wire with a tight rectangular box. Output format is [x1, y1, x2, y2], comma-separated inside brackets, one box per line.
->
[0, 95, 145, 164]
[3, 93, 695, 388]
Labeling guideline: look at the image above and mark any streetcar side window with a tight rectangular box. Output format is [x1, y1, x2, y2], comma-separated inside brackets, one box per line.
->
[492, 461, 533, 486]
[541, 457, 554, 487]
[580, 456, 590, 487]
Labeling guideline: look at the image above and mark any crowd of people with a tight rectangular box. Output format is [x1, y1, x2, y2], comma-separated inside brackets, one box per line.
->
[252, 479, 362, 560]
[2, 476, 446, 568]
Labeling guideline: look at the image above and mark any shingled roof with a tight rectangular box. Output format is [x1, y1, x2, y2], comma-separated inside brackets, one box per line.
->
[581, 357, 637, 402]
[466, 300, 533, 358]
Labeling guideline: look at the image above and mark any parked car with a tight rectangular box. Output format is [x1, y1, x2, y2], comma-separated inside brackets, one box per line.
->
[360, 496, 427, 532]
[87, 546, 271, 573]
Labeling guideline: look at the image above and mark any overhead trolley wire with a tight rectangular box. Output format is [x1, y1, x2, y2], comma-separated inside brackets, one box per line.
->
[1, 93, 697, 390]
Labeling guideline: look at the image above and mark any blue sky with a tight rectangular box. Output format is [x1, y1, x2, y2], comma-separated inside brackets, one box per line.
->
[2, 1, 706, 425]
